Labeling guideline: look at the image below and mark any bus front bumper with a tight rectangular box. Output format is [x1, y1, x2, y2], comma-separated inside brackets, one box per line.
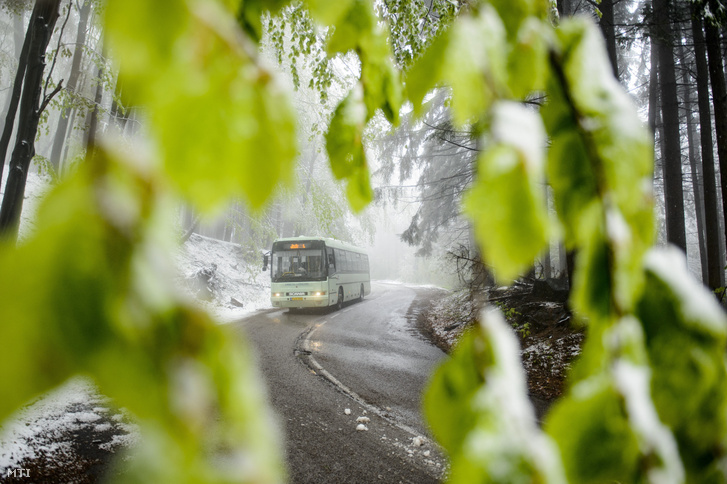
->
[271, 294, 329, 308]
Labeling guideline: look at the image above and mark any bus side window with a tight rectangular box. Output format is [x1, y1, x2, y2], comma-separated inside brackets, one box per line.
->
[327, 248, 336, 274]
[338, 250, 346, 272]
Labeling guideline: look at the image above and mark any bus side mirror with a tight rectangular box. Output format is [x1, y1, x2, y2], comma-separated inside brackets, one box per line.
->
[328, 263, 335, 273]
[262, 254, 269, 272]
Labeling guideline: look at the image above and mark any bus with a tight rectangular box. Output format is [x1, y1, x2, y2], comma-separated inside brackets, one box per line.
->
[263, 236, 371, 310]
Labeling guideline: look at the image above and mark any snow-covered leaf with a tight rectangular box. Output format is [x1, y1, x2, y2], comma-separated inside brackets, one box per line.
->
[464, 102, 549, 282]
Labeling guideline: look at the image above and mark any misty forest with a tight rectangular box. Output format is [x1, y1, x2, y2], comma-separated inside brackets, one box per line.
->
[1, 0, 727, 483]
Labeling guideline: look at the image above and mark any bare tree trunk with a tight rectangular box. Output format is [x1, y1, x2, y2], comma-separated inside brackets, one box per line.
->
[679, 42, 709, 282]
[542, 185, 551, 279]
[705, 3, 727, 268]
[0, 6, 34, 184]
[0, 11, 25, 125]
[648, 35, 659, 144]
[49, 0, 91, 173]
[691, 9, 724, 288]
[556, 0, 571, 17]
[180, 215, 200, 243]
[653, 0, 686, 251]
[0, 0, 63, 239]
[598, 0, 618, 79]
[85, 63, 105, 150]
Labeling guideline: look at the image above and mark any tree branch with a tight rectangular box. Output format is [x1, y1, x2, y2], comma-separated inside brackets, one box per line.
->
[39, 79, 63, 114]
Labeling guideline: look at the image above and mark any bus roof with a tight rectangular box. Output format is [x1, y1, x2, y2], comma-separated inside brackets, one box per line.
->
[272, 236, 367, 254]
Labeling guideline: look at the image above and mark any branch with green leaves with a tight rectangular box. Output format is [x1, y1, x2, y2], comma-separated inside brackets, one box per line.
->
[1, 0, 726, 483]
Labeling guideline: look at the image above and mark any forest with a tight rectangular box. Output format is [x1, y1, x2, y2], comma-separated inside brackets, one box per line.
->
[1, 0, 727, 483]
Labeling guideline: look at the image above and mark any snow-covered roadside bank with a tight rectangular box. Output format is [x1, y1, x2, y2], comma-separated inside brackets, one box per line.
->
[421, 285, 584, 409]
[175, 233, 270, 323]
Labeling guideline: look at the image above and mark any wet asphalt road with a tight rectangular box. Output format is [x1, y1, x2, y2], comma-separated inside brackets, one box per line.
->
[233, 282, 448, 484]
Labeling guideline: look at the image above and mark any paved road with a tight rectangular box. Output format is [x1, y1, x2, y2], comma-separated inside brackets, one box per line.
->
[233, 282, 448, 484]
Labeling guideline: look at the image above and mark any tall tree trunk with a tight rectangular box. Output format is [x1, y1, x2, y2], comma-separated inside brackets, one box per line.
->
[85, 64, 105, 150]
[653, 0, 687, 251]
[0, 7, 34, 184]
[542, 185, 551, 279]
[13, 10, 25, 59]
[705, 2, 727, 271]
[680, 43, 709, 283]
[49, 0, 91, 173]
[556, 0, 571, 17]
[598, 0, 619, 79]
[692, 9, 724, 288]
[0, 0, 62, 240]
[0, 11, 25, 124]
[648, 35, 659, 144]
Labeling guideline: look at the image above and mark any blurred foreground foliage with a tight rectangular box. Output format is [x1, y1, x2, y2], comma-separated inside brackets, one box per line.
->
[0, 0, 726, 483]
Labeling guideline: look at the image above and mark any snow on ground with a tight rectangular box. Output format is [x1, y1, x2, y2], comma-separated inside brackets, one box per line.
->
[175, 232, 271, 323]
[0, 378, 139, 476]
[0, 169, 52, 241]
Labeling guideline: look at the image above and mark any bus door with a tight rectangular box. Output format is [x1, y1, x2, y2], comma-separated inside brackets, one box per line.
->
[326, 247, 338, 301]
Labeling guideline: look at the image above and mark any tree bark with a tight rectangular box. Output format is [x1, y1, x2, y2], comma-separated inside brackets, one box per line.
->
[49, 0, 91, 173]
[0, 11, 25, 127]
[85, 63, 105, 150]
[0, 6, 34, 184]
[598, 0, 619, 79]
[679, 43, 709, 283]
[692, 9, 724, 289]
[542, 185, 551, 279]
[0, 0, 62, 240]
[648, 34, 659, 144]
[653, 0, 686, 251]
[705, 2, 727, 274]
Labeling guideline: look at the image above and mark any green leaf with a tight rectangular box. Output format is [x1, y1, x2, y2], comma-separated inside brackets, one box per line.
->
[0, 144, 285, 483]
[404, 28, 450, 115]
[237, 0, 292, 43]
[545, 18, 653, 250]
[345, 165, 374, 213]
[548, 316, 684, 483]
[507, 18, 550, 99]
[546, 377, 641, 483]
[542, 89, 598, 247]
[405, 6, 508, 125]
[425, 330, 484, 454]
[425, 308, 567, 483]
[105, 0, 298, 212]
[488, 0, 550, 39]
[637, 247, 727, 481]
[325, 86, 367, 180]
[326, 0, 376, 55]
[305, 0, 355, 29]
[464, 102, 549, 283]
[360, 33, 403, 125]
[569, 208, 612, 323]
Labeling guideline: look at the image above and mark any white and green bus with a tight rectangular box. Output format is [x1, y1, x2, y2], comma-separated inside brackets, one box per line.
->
[263, 236, 371, 310]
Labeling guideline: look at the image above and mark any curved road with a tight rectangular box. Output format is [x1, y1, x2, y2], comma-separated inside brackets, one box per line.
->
[233, 282, 448, 483]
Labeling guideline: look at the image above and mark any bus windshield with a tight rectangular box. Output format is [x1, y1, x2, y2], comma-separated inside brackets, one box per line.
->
[271, 248, 326, 282]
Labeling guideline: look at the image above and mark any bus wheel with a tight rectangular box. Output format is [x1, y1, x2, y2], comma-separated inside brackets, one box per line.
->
[337, 287, 344, 311]
[359, 285, 364, 301]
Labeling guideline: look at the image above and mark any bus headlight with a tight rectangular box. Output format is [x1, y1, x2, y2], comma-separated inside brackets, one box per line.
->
[274, 292, 282, 297]
[313, 291, 326, 296]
